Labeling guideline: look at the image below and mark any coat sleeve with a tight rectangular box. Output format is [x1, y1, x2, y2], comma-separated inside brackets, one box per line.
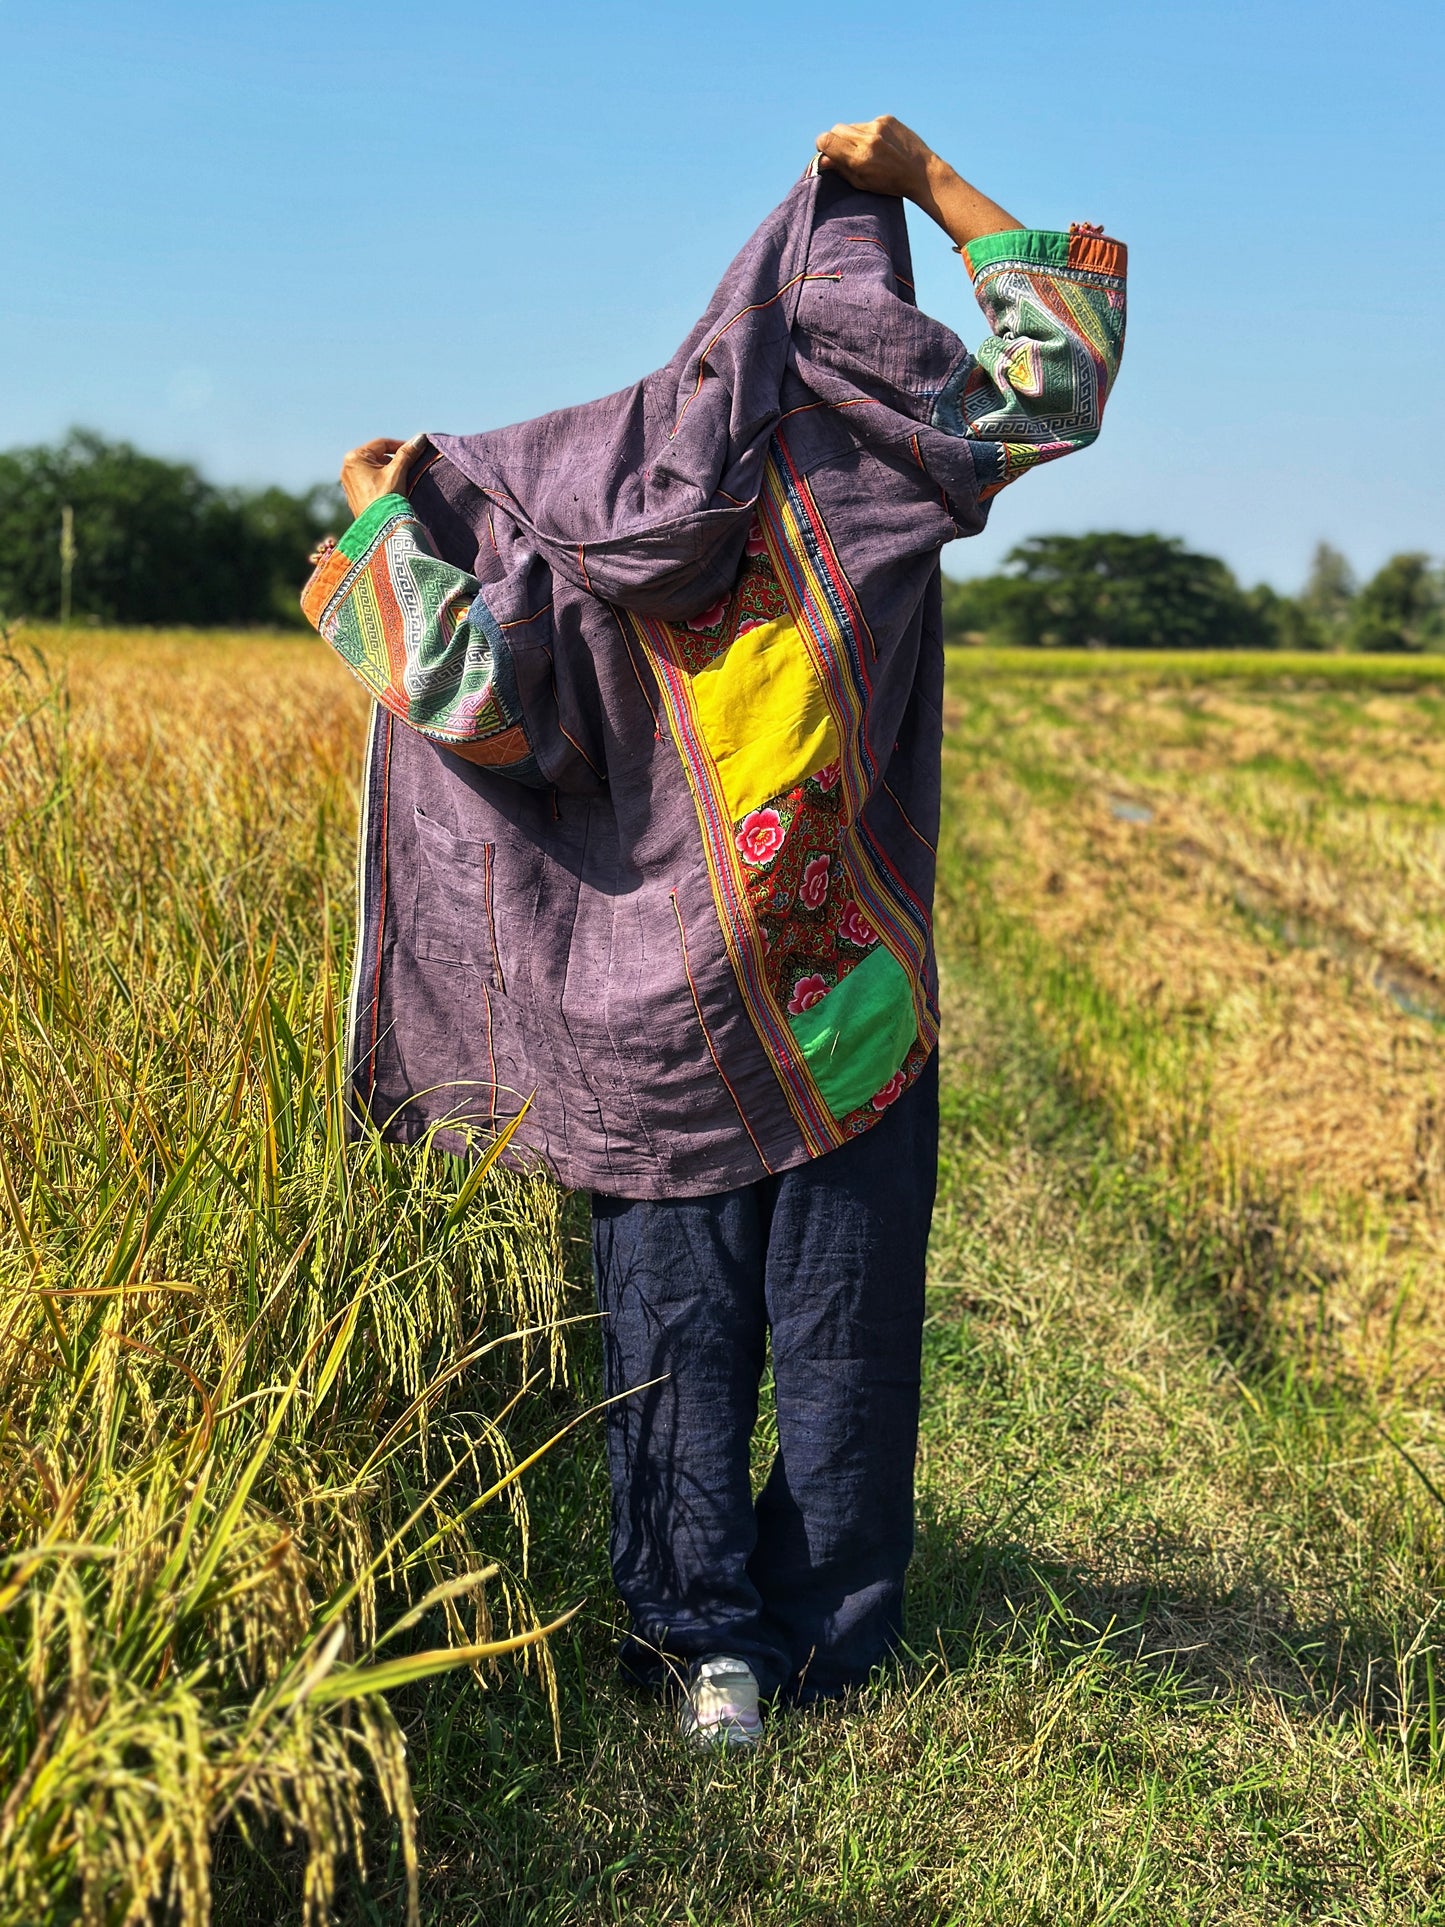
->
[299, 492, 544, 781]
[938, 225, 1127, 502]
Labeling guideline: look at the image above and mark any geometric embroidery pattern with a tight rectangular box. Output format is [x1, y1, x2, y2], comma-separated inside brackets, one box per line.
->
[300, 493, 541, 779]
[933, 225, 1127, 503]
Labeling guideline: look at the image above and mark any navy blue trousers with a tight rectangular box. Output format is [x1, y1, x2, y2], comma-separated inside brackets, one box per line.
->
[590, 1052, 938, 1702]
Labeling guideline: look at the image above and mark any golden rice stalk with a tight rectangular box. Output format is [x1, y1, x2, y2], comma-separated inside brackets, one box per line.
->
[0, 635, 574, 1925]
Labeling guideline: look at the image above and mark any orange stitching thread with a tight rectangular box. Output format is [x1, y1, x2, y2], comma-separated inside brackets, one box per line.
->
[541, 645, 605, 779]
[776, 397, 881, 424]
[617, 611, 665, 740]
[671, 272, 843, 436]
[670, 891, 774, 1174]
[557, 719, 602, 777]
[483, 843, 506, 994]
[883, 779, 937, 856]
[838, 236, 914, 293]
[481, 981, 498, 1133]
[499, 601, 553, 629]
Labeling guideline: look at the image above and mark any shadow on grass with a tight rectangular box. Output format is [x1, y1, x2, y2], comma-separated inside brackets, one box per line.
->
[907, 1494, 1402, 1732]
[214, 1487, 1420, 1927]
[210, 1129, 1433, 1924]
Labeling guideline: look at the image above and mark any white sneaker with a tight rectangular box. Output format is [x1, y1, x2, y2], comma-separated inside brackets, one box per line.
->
[679, 1655, 763, 1748]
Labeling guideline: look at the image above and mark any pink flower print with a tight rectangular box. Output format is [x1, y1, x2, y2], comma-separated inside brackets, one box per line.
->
[798, 854, 831, 911]
[871, 1070, 908, 1111]
[745, 519, 768, 556]
[736, 807, 784, 867]
[787, 973, 828, 1015]
[735, 613, 766, 637]
[838, 900, 876, 949]
[813, 759, 841, 793]
[686, 595, 730, 632]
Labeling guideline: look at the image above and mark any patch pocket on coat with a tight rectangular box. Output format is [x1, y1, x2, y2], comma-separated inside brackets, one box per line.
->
[412, 808, 502, 983]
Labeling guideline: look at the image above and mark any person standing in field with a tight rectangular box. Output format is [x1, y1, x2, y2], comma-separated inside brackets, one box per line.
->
[301, 118, 1126, 1746]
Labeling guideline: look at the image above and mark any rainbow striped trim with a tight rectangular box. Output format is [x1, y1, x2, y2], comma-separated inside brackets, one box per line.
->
[757, 438, 876, 821]
[627, 439, 935, 1153]
[299, 494, 542, 781]
[760, 446, 935, 1041]
[628, 604, 842, 1155]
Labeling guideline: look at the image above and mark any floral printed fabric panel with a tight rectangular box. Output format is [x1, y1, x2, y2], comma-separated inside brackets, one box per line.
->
[649, 511, 926, 1134]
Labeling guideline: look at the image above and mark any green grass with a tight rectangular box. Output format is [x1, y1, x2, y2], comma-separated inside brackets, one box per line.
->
[219, 931, 1443, 1924]
[8, 632, 1445, 1923]
[947, 646, 1445, 688]
[217, 818, 1445, 1926]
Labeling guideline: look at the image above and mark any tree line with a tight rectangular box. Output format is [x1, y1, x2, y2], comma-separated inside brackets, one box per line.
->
[0, 431, 342, 628]
[942, 532, 1445, 652]
[2, 432, 1439, 649]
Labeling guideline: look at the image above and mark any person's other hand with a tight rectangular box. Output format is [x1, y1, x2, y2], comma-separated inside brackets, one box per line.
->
[339, 434, 428, 519]
[814, 116, 935, 202]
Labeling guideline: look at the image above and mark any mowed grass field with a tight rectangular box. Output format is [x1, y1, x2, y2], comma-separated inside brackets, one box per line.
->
[943, 648, 1445, 1388]
[5, 628, 1445, 1925]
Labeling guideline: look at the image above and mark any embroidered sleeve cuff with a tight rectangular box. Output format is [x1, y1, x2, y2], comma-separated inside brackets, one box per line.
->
[300, 493, 420, 630]
[961, 227, 1127, 281]
[336, 491, 414, 560]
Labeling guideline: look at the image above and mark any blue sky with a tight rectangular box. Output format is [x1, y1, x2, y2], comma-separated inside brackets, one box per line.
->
[2, 0, 1441, 588]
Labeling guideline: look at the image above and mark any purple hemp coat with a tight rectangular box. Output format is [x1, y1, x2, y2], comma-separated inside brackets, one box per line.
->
[301, 167, 1127, 1198]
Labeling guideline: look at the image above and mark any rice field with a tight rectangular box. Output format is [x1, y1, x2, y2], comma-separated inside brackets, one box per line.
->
[5, 629, 1445, 1924]
[941, 647, 1445, 1389]
[0, 627, 573, 1925]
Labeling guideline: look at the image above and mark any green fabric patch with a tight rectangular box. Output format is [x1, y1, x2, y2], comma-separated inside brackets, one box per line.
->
[787, 943, 917, 1119]
[337, 493, 412, 563]
[964, 228, 1069, 276]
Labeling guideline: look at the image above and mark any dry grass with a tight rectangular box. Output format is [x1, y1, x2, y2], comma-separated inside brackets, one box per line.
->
[0, 627, 574, 1926]
[944, 653, 1445, 1390]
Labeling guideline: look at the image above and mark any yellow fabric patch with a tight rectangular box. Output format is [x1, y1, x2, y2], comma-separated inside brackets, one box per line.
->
[687, 615, 839, 821]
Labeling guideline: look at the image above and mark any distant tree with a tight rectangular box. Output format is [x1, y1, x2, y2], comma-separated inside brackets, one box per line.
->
[1299, 541, 1356, 645]
[1349, 553, 1445, 654]
[970, 532, 1269, 649]
[0, 430, 342, 627]
[1245, 582, 1326, 651]
[939, 570, 1034, 644]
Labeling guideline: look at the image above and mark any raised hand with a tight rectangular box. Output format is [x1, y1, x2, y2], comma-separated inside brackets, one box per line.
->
[814, 116, 936, 201]
[339, 434, 429, 519]
[813, 116, 1022, 251]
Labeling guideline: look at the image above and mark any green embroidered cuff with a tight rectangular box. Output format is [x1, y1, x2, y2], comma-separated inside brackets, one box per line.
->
[336, 492, 413, 563]
[963, 228, 1126, 281]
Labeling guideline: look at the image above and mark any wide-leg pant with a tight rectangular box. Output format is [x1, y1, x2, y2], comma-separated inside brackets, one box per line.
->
[590, 1051, 938, 1701]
